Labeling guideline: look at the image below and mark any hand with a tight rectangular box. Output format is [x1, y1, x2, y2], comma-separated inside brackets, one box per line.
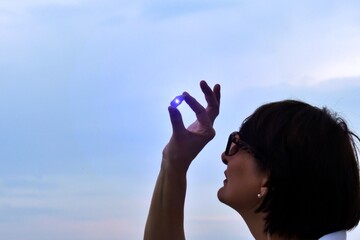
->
[162, 80, 221, 172]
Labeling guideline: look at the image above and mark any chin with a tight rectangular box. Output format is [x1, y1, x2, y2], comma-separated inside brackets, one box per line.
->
[217, 187, 227, 204]
[217, 188, 240, 212]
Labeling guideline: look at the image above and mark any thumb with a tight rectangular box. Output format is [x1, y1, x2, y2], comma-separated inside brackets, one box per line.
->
[168, 106, 186, 136]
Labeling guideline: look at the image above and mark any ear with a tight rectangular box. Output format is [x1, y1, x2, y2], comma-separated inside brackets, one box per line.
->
[259, 186, 268, 197]
[259, 173, 269, 197]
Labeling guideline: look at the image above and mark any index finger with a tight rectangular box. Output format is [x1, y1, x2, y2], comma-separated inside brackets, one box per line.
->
[183, 92, 213, 127]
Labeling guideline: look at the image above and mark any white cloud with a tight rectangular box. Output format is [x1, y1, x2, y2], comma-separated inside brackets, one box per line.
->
[0, 217, 136, 240]
[310, 59, 360, 85]
[0, 174, 148, 239]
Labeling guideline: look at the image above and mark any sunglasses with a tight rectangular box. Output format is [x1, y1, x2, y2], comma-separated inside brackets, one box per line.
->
[225, 131, 255, 156]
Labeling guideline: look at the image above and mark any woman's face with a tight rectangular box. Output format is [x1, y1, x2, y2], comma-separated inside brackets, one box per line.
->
[217, 132, 268, 214]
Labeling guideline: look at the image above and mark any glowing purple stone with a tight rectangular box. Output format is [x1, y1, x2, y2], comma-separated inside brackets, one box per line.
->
[170, 95, 184, 108]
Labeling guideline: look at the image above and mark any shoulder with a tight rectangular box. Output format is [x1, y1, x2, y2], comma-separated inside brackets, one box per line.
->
[319, 231, 346, 240]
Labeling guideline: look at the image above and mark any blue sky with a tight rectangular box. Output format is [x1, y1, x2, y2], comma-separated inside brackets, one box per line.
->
[1, 0, 360, 239]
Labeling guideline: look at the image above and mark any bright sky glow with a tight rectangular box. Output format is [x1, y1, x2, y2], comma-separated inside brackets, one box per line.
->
[1, 1, 360, 239]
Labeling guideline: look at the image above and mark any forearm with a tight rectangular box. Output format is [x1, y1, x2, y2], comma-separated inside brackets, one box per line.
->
[144, 161, 187, 240]
[144, 81, 220, 240]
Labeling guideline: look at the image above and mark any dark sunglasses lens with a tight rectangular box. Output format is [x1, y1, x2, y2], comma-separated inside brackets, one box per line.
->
[225, 132, 239, 156]
[228, 143, 239, 156]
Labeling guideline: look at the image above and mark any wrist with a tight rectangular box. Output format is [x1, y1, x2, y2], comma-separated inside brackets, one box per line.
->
[160, 155, 189, 178]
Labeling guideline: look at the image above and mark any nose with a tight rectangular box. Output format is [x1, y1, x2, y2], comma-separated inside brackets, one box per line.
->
[221, 152, 228, 165]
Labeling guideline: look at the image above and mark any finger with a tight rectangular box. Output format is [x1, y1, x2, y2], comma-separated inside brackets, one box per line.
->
[168, 106, 186, 134]
[200, 81, 221, 110]
[207, 84, 221, 116]
[200, 81, 221, 123]
[200, 80, 219, 107]
[213, 84, 221, 104]
[209, 83, 221, 122]
[183, 92, 212, 127]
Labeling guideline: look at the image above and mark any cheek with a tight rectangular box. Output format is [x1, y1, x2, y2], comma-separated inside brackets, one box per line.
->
[218, 153, 266, 211]
[218, 169, 263, 211]
[218, 175, 260, 210]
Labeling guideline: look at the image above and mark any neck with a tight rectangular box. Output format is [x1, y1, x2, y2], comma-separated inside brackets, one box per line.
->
[240, 210, 297, 240]
[240, 210, 268, 240]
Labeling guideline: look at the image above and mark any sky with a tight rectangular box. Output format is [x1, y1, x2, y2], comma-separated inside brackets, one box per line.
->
[0, 0, 360, 239]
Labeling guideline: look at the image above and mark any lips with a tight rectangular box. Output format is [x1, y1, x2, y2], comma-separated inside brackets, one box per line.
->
[223, 171, 228, 184]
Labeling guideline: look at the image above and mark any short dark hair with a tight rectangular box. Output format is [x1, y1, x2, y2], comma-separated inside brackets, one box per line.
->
[239, 100, 360, 239]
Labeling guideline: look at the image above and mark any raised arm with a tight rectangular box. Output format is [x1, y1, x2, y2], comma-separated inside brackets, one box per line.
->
[144, 81, 221, 240]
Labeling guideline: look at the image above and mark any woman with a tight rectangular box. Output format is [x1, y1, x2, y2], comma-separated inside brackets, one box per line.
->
[144, 81, 360, 240]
